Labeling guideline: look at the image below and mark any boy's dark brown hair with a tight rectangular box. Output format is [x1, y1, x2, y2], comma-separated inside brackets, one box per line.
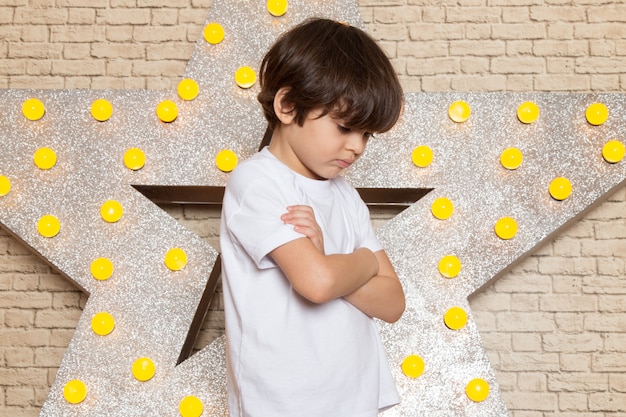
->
[258, 18, 403, 135]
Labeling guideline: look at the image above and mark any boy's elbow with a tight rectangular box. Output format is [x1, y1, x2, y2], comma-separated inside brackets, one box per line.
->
[296, 267, 340, 304]
[380, 295, 406, 324]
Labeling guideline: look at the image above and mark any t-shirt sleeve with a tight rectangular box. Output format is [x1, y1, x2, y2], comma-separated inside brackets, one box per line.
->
[224, 173, 304, 270]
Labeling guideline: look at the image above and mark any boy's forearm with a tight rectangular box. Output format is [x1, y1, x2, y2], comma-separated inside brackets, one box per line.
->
[343, 250, 405, 323]
[343, 274, 405, 323]
[271, 239, 379, 304]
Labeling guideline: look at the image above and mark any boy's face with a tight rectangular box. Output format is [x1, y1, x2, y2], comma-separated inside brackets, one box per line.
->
[276, 108, 372, 180]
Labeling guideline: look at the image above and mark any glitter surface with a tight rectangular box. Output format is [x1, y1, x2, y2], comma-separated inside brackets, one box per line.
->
[0, 1, 624, 416]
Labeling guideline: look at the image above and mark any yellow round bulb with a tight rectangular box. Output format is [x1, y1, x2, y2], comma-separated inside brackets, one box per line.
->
[0, 175, 11, 197]
[63, 379, 87, 404]
[101, 200, 124, 223]
[500, 147, 523, 170]
[37, 214, 60, 238]
[438, 255, 461, 278]
[517, 101, 539, 124]
[179, 395, 204, 417]
[549, 177, 572, 201]
[123, 148, 146, 171]
[411, 145, 433, 168]
[132, 357, 156, 382]
[444, 306, 468, 330]
[586, 102, 608, 126]
[235, 66, 257, 89]
[203, 22, 224, 45]
[448, 100, 471, 123]
[22, 98, 45, 121]
[602, 140, 625, 164]
[431, 197, 454, 220]
[90, 98, 113, 122]
[401, 355, 425, 379]
[90, 257, 114, 281]
[177, 78, 200, 101]
[156, 100, 178, 123]
[216, 149, 238, 172]
[466, 378, 490, 402]
[495, 217, 518, 240]
[91, 311, 115, 336]
[34, 147, 57, 170]
[165, 247, 187, 271]
[267, 0, 288, 16]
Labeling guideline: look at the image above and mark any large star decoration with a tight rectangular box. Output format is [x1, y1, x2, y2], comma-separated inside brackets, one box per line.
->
[0, 1, 624, 416]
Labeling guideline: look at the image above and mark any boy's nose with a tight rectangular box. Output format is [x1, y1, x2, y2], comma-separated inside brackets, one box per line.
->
[346, 133, 366, 155]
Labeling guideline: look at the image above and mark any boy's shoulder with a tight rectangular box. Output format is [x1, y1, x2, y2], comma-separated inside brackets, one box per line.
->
[226, 148, 286, 190]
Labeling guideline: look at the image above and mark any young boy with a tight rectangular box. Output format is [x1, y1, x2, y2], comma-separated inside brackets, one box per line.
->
[220, 18, 406, 417]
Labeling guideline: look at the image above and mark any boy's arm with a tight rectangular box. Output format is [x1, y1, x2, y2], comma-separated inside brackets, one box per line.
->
[270, 237, 379, 304]
[342, 250, 405, 323]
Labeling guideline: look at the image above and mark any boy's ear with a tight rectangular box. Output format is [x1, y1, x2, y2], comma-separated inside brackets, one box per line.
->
[273, 87, 296, 125]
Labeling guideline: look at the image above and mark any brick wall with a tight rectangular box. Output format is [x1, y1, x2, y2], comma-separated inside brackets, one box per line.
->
[1, 1, 625, 416]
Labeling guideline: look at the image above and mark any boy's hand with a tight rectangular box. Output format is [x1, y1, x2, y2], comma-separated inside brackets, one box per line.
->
[281, 205, 324, 253]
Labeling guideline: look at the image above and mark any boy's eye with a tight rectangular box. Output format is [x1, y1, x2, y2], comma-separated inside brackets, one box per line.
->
[338, 125, 351, 134]
[364, 132, 374, 140]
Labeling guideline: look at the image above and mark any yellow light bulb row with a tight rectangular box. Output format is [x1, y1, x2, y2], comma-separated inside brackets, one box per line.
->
[64, 369, 204, 417]
[447, 100, 609, 125]
[21, 72, 258, 124]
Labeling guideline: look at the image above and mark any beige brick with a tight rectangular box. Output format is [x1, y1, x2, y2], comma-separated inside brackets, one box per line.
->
[57, 0, 107, 6]
[68, 8, 96, 24]
[559, 353, 591, 372]
[446, 7, 501, 23]
[530, 6, 586, 22]
[407, 57, 458, 76]
[512, 333, 542, 352]
[589, 392, 626, 412]
[493, 273, 550, 293]
[6, 387, 34, 406]
[552, 237, 581, 256]
[517, 372, 547, 392]
[537, 256, 596, 275]
[600, 295, 626, 313]
[63, 44, 91, 60]
[0, 292, 51, 309]
[9, 75, 64, 89]
[408, 24, 464, 41]
[549, 372, 608, 392]
[575, 23, 626, 40]
[152, 9, 179, 25]
[540, 295, 597, 312]
[492, 24, 546, 40]
[51, 59, 105, 76]
[373, 6, 421, 24]
[50, 25, 98, 43]
[8, 43, 63, 59]
[137, 0, 189, 7]
[546, 57, 576, 74]
[533, 40, 588, 57]
[543, 333, 602, 352]
[20, 26, 49, 42]
[64, 77, 92, 89]
[99, 9, 151, 25]
[146, 43, 194, 60]
[611, 373, 626, 392]
[491, 57, 545, 74]
[4, 310, 34, 327]
[398, 41, 448, 58]
[503, 391, 558, 411]
[105, 61, 132, 77]
[586, 5, 626, 23]
[460, 56, 489, 73]
[105, 25, 134, 42]
[552, 276, 582, 294]
[496, 312, 555, 332]
[450, 40, 506, 56]
[604, 333, 626, 352]
[368, 23, 407, 42]
[5, 348, 34, 367]
[133, 26, 188, 42]
[584, 313, 626, 332]
[38, 274, 78, 291]
[581, 240, 626, 257]
[91, 43, 145, 59]
[0, 60, 25, 75]
[466, 24, 491, 40]
[179, 9, 208, 25]
[558, 392, 589, 411]
[34, 347, 65, 367]
[0, 329, 50, 347]
[555, 312, 584, 332]
[547, 23, 574, 40]
[34, 309, 81, 329]
[592, 352, 626, 372]
[511, 294, 539, 312]
[13, 8, 67, 24]
[591, 74, 620, 91]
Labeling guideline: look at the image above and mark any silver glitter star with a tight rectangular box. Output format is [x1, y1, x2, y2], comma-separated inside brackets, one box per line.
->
[0, 1, 624, 416]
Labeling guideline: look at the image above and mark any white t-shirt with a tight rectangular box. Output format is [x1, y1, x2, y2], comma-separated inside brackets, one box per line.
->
[220, 148, 399, 417]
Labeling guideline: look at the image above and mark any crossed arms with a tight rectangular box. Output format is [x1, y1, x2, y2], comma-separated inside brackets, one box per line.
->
[270, 205, 406, 323]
